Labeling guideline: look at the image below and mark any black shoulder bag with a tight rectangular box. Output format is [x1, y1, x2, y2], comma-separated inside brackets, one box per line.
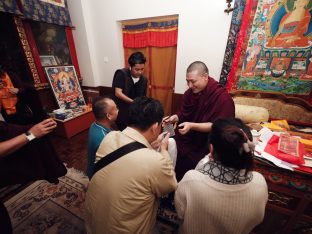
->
[91, 141, 147, 179]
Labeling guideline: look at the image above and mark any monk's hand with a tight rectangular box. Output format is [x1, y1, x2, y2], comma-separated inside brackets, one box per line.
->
[9, 88, 19, 94]
[151, 132, 167, 150]
[29, 118, 57, 138]
[178, 122, 192, 135]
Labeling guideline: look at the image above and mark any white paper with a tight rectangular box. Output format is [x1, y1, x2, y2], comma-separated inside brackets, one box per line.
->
[261, 152, 294, 171]
[259, 127, 274, 142]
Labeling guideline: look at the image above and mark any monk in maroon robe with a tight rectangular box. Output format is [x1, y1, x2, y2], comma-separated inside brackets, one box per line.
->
[164, 61, 235, 180]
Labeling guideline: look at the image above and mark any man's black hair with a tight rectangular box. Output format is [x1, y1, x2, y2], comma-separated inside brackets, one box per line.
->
[128, 52, 146, 67]
[128, 96, 164, 131]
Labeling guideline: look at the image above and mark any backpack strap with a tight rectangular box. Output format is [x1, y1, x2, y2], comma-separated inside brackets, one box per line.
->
[91, 141, 147, 179]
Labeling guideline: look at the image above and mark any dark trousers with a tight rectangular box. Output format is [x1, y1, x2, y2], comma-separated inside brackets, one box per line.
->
[0, 201, 12, 234]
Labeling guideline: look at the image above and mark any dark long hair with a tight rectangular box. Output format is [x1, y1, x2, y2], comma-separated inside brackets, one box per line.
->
[210, 118, 254, 172]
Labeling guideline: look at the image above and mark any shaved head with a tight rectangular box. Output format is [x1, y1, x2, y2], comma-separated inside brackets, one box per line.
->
[92, 97, 114, 120]
[186, 61, 209, 76]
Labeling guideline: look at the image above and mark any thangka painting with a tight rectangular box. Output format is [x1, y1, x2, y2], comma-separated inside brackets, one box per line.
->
[232, 0, 312, 98]
[45, 66, 86, 109]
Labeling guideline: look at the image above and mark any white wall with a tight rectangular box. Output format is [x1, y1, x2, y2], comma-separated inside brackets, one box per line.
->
[68, 0, 232, 94]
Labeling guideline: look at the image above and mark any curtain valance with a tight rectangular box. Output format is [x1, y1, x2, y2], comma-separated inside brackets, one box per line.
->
[19, 0, 72, 26]
[122, 19, 178, 48]
[0, 0, 22, 15]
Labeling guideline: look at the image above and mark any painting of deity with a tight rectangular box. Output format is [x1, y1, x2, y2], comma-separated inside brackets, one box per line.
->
[45, 66, 85, 109]
[266, 0, 311, 48]
[236, 0, 312, 96]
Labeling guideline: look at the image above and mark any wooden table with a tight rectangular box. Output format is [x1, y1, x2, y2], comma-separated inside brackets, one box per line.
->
[53, 110, 95, 139]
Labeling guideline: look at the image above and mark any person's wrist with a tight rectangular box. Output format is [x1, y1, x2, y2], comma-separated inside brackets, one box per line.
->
[189, 122, 194, 130]
[25, 131, 36, 142]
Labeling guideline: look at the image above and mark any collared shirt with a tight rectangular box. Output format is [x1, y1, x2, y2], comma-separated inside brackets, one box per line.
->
[85, 127, 177, 234]
[86, 122, 111, 178]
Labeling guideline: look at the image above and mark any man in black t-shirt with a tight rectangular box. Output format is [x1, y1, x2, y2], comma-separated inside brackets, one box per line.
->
[112, 52, 148, 130]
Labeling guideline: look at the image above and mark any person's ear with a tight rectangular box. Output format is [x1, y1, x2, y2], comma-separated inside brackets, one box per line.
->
[151, 122, 159, 134]
[129, 66, 132, 71]
[106, 112, 112, 121]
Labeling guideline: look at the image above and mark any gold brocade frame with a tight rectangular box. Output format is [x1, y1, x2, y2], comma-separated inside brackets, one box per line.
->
[13, 16, 49, 90]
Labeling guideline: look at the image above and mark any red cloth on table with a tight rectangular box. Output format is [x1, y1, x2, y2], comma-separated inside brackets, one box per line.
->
[264, 135, 305, 165]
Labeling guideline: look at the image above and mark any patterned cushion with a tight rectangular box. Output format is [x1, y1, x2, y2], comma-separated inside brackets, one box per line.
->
[235, 104, 269, 123]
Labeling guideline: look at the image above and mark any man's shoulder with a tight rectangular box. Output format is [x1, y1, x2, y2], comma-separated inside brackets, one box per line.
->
[115, 68, 129, 75]
[113, 68, 129, 79]
[103, 130, 121, 140]
[89, 122, 107, 133]
[183, 88, 192, 96]
[178, 170, 203, 184]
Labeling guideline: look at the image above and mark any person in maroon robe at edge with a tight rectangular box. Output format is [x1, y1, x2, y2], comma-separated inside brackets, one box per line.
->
[164, 61, 235, 181]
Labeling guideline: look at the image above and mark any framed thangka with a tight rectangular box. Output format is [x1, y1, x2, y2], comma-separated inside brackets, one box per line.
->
[45, 66, 86, 109]
[232, 0, 312, 99]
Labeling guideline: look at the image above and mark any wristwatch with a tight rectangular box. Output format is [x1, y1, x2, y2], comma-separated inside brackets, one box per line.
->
[25, 131, 36, 141]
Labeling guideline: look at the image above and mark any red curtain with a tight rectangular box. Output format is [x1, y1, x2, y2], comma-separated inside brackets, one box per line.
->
[122, 20, 178, 48]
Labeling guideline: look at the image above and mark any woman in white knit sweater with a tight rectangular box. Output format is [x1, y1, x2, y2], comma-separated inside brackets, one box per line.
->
[174, 118, 268, 234]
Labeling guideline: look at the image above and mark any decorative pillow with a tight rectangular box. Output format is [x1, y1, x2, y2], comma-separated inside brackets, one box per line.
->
[235, 104, 269, 123]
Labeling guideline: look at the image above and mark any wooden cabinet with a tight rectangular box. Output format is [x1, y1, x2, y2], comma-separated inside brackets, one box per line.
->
[254, 161, 312, 233]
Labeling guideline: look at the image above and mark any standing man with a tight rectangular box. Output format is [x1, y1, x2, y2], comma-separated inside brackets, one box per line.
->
[85, 97, 177, 234]
[86, 96, 119, 178]
[112, 52, 148, 130]
[164, 61, 235, 181]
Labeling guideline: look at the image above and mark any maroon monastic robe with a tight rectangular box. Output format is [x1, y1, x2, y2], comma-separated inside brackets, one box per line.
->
[175, 77, 235, 180]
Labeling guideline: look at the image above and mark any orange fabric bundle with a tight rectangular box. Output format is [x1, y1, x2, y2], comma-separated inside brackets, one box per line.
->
[0, 73, 17, 115]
